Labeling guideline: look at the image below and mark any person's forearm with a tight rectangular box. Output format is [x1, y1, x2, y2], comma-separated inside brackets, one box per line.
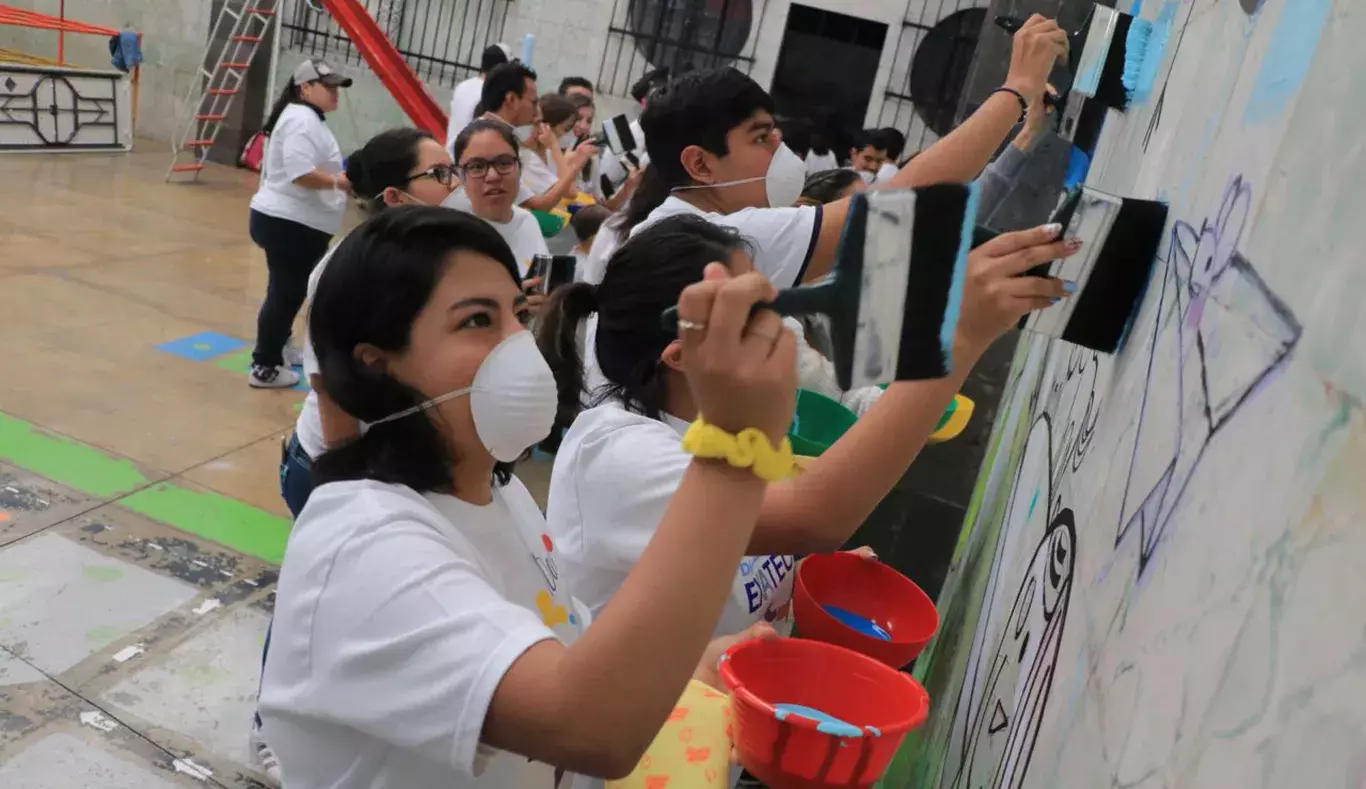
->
[522, 172, 580, 211]
[976, 141, 1031, 224]
[747, 341, 986, 556]
[293, 169, 342, 190]
[890, 91, 1022, 188]
[808, 92, 1025, 278]
[484, 460, 767, 776]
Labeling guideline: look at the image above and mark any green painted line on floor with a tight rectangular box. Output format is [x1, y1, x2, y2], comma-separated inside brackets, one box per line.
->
[0, 413, 149, 498]
[211, 349, 254, 374]
[0, 412, 290, 565]
[122, 484, 290, 565]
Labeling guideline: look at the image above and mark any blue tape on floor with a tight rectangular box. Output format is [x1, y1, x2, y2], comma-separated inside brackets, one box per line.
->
[156, 331, 248, 362]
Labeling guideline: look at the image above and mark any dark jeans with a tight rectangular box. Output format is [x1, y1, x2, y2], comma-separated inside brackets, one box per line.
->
[258, 433, 314, 728]
[249, 209, 332, 369]
[279, 433, 315, 518]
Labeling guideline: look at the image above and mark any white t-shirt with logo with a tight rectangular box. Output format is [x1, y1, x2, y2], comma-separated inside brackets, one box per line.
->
[250, 103, 347, 235]
[546, 401, 797, 638]
[259, 478, 590, 789]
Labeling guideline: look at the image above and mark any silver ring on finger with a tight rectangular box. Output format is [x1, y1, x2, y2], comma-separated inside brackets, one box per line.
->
[677, 319, 707, 331]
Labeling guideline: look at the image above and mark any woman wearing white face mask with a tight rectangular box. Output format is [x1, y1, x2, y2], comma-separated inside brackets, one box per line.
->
[258, 203, 796, 788]
[517, 94, 598, 213]
[449, 120, 552, 278]
[248, 127, 463, 784]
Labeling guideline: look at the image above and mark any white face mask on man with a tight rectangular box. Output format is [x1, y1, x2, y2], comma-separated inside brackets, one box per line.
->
[856, 169, 876, 185]
[365, 331, 556, 462]
[671, 142, 806, 208]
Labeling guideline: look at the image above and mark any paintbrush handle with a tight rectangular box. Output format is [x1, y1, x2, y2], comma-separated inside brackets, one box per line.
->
[659, 284, 833, 333]
[995, 14, 1024, 34]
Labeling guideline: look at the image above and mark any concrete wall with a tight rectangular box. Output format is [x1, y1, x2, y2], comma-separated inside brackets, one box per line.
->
[263, 0, 997, 154]
[888, 1, 1366, 787]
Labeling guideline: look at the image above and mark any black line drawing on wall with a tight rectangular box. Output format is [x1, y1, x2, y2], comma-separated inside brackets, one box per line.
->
[1115, 175, 1302, 574]
[948, 413, 1077, 789]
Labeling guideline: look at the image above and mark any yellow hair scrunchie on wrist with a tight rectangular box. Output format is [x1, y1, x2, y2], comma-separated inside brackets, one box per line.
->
[681, 418, 797, 482]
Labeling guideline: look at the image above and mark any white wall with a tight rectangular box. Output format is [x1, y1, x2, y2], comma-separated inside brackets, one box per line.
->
[1, 0, 215, 143]
[897, 1, 1366, 787]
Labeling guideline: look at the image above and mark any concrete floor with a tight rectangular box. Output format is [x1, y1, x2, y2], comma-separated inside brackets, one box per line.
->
[0, 144, 553, 786]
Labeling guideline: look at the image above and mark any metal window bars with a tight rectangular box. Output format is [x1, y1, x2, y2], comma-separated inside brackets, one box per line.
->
[596, 0, 770, 99]
[279, 0, 510, 89]
[877, 0, 986, 156]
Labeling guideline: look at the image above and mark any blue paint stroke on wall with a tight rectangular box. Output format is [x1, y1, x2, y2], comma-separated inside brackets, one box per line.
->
[1243, 0, 1334, 124]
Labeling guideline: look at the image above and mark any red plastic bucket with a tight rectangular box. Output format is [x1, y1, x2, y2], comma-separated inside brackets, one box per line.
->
[793, 553, 939, 669]
[719, 637, 929, 789]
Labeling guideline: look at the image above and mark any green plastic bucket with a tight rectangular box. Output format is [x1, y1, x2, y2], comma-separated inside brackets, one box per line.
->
[788, 390, 859, 457]
[531, 209, 567, 238]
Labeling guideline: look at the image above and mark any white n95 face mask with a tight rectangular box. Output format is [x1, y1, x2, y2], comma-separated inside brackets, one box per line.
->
[366, 331, 557, 462]
[671, 142, 807, 209]
[559, 132, 578, 151]
[857, 169, 876, 185]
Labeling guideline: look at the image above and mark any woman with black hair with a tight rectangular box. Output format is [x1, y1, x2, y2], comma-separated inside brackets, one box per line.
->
[519, 93, 598, 209]
[537, 212, 1080, 645]
[258, 204, 797, 788]
[250, 126, 463, 783]
[247, 58, 352, 389]
[448, 119, 551, 275]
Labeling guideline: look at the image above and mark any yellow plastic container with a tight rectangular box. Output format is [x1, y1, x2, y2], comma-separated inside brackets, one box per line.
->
[608, 679, 734, 789]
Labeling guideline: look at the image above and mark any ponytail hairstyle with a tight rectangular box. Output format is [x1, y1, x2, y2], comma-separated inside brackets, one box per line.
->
[535, 214, 751, 422]
[344, 128, 433, 212]
[309, 206, 524, 491]
[263, 79, 303, 135]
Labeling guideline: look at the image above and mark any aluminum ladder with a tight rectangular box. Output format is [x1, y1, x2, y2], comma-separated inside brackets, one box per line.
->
[165, 0, 278, 181]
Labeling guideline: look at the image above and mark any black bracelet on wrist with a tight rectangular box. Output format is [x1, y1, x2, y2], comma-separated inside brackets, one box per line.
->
[992, 86, 1029, 123]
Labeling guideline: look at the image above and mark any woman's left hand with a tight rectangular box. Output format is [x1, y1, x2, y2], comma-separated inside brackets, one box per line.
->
[536, 122, 558, 150]
[693, 622, 778, 690]
[523, 276, 547, 315]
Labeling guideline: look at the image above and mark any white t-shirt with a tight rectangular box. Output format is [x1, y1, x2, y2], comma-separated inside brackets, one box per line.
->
[446, 77, 484, 154]
[547, 401, 796, 638]
[580, 216, 625, 286]
[259, 478, 590, 789]
[632, 196, 820, 290]
[805, 150, 839, 175]
[250, 103, 347, 235]
[577, 196, 822, 397]
[520, 146, 559, 199]
[294, 242, 340, 459]
[481, 207, 549, 276]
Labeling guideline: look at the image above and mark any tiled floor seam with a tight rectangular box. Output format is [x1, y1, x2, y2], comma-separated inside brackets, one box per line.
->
[0, 643, 241, 789]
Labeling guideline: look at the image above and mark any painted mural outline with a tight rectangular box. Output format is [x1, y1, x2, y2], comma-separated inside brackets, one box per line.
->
[1116, 176, 1302, 574]
[947, 412, 1077, 789]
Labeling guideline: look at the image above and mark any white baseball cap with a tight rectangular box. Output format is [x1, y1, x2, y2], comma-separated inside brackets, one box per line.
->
[292, 58, 353, 88]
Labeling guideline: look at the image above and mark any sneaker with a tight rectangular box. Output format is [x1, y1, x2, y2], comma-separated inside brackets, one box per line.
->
[283, 345, 305, 368]
[249, 721, 282, 785]
[249, 364, 300, 389]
